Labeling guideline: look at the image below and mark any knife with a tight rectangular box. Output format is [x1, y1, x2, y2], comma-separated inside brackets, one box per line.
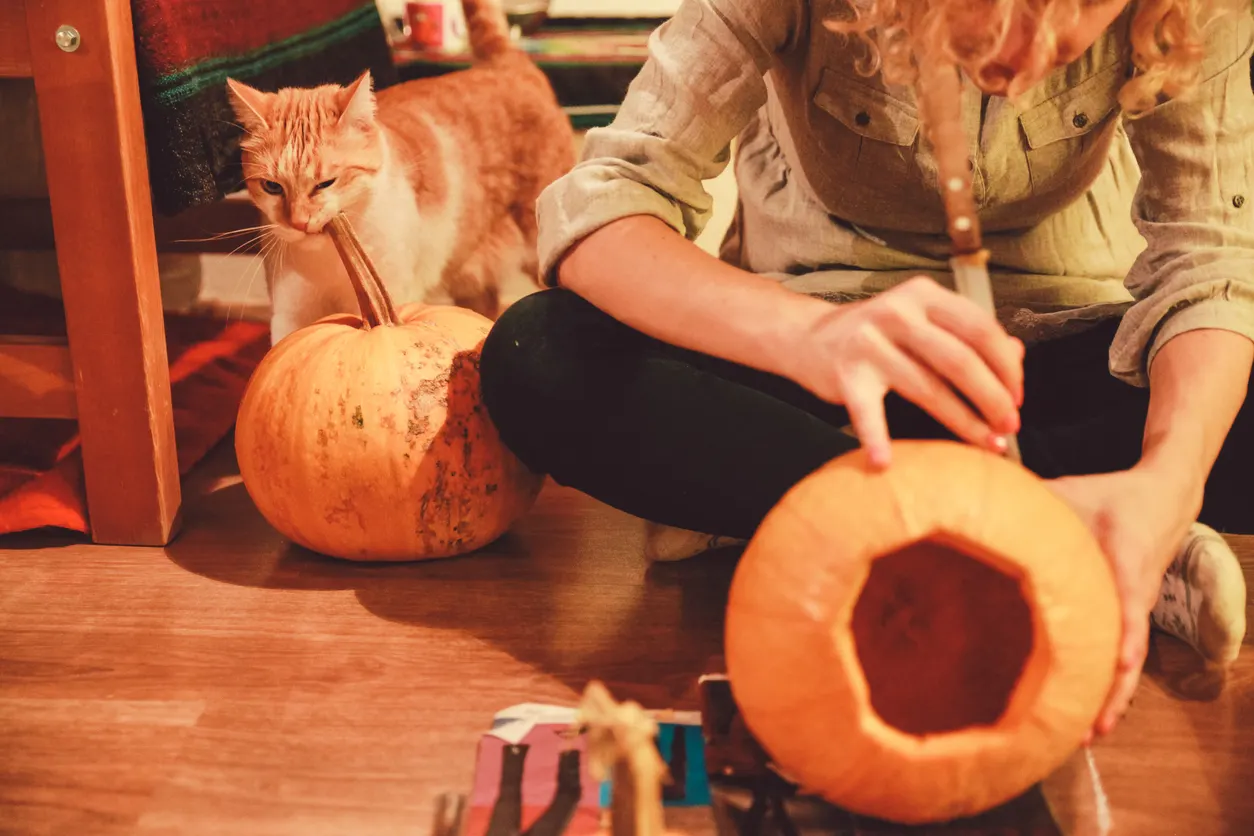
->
[949, 247, 1022, 464]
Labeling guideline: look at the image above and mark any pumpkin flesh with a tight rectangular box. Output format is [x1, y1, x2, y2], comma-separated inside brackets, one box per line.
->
[851, 538, 1035, 738]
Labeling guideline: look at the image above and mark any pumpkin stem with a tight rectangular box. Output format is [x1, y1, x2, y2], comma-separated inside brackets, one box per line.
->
[326, 214, 400, 329]
[578, 681, 671, 836]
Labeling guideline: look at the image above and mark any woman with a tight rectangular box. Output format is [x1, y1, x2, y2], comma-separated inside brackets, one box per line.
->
[479, 0, 1254, 739]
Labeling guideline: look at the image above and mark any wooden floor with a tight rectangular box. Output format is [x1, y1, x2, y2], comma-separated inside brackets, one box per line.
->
[1, 440, 1252, 835]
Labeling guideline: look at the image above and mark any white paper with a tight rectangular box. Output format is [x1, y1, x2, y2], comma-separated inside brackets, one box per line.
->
[487, 703, 580, 744]
[485, 701, 701, 745]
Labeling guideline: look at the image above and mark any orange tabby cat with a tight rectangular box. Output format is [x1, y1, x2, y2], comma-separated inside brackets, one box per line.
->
[226, 0, 574, 344]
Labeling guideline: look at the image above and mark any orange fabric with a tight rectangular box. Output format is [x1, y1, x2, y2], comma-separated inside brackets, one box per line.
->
[0, 290, 269, 536]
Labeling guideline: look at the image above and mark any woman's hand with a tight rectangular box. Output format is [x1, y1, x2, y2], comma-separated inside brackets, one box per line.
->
[788, 276, 1024, 467]
[1046, 466, 1202, 741]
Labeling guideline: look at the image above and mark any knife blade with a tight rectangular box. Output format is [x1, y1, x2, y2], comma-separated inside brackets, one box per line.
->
[949, 249, 1022, 464]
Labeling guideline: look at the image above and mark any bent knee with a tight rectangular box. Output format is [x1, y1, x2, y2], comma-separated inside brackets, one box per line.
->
[481, 288, 593, 398]
[479, 288, 626, 463]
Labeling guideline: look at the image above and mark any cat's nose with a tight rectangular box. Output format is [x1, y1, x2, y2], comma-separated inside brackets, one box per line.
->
[290, 217, 310, 233]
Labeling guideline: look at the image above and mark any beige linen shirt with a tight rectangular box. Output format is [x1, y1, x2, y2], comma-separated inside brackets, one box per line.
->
[536, 0, 1254, 386]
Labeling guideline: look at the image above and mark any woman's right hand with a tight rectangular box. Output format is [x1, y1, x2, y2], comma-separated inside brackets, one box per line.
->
[786, 275, 1025, 468]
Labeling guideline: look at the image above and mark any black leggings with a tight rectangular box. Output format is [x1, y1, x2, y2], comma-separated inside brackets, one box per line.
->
[480, 288, 1254, 539]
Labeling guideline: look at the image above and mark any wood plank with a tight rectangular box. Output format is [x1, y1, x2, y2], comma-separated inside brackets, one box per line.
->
[1233, 537, 1254, 646]
[0, 335, 75, 418]
[0, 471, 724, 834]
[0, 455, 1252, 835]
[25, 0, 180, 545]
[0, 197, 266, 255]
[0, 0, 32, 78]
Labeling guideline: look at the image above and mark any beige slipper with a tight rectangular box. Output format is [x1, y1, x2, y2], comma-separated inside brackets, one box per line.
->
[1151, 522, 1248, 665]
[642, 521, 746, 563]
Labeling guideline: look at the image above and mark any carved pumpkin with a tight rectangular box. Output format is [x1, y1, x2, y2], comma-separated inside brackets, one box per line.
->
[725, 440, 1120, 824]
[235, 216, 543, 561]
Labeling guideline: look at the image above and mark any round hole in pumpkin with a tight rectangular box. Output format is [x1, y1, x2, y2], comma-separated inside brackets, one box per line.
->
[850, 537, 1035, 738]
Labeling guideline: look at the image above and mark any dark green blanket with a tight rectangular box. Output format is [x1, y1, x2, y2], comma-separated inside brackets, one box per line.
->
[131, 0, 398, 215]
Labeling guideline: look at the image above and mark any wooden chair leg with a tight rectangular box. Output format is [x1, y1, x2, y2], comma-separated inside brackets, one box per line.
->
[25, 0, 181, 545]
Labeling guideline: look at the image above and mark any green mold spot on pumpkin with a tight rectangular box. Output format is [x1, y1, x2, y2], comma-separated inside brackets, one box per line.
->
[352, 406, 364, 429]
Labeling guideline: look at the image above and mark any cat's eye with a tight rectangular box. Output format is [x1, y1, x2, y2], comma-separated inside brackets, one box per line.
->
[314, 178, 337, 192]
[260, 180, 283, 196]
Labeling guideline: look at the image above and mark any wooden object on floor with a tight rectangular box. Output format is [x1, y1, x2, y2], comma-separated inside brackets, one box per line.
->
[430, 794, 467, 836]
[3, 0, 181, 545]
[1, 445, 1253, 835]
[580, 681, 672, 836]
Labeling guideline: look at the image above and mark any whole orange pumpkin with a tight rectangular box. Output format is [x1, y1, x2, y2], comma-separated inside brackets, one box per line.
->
[235, 216, 543, 561]
[725, 440, 1120, 824]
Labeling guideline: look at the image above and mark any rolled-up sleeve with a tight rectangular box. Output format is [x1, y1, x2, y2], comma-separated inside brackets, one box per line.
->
[1110, 11, 1254, 386]
[534, 0, 804, 285]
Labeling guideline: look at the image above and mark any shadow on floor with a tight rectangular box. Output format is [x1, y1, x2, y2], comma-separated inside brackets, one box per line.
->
[1144, 635, 1254, 833]
[163, 465, 738, 708]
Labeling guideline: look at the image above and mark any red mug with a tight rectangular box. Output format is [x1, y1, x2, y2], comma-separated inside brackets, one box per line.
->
[407, 2, 445, 49]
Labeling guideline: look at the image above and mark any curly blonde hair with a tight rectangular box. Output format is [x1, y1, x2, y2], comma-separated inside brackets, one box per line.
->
[826, 0, 1243, 255]
[828, 0, 1240, 116]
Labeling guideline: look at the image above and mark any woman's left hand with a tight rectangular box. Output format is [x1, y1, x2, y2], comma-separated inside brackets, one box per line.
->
[1046, 466, 1202, 741]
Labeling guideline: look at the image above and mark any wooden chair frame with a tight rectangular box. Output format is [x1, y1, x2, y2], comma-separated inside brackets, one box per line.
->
[0, 0, 248, 546]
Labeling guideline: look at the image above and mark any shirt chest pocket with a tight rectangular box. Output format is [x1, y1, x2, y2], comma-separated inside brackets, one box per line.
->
[811, 67, 922, 187]
[1017, 62, 1125, 197]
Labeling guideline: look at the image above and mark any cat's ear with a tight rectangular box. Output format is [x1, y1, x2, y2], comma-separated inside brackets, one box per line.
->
[337, 71, 377, 129]
[226, 78, 273, 133]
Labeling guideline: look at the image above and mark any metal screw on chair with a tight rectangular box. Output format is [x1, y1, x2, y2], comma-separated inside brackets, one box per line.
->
[55, 25, 81, 53]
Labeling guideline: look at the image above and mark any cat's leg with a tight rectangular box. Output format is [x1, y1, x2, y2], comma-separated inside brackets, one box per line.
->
[435, 244, 498, 318]
[494, 218, 542, 313]
[421, 282, 458, 308]
[444, 217, 536, 319]
[267, 261, 349, 345]
[383, 235, 457, 309]
[438, 268, 500, 319]
[496, 263, 540, 314]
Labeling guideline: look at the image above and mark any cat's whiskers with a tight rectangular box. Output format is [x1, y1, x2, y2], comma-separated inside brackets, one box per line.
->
[247, 233, 287, 323]
[272, 240, 289, 310]
[220, 231, 273, 261]
[224, 229, 279, 323]
[217, 119, 261, 140]
[174, 223, 280, 246]
[265, 237, 290, 323]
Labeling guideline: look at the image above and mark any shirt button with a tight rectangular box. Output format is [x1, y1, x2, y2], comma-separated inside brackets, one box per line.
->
[855, 111, 871, 127]
[1235, 195, 1246, 209]
[1072, 112, 1089, 129]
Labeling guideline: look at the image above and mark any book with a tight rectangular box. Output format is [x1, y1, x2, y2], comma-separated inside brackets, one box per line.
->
[463, 702, 709, 836]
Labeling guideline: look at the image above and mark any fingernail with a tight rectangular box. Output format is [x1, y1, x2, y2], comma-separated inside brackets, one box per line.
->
[989, 434, 1009, 453]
